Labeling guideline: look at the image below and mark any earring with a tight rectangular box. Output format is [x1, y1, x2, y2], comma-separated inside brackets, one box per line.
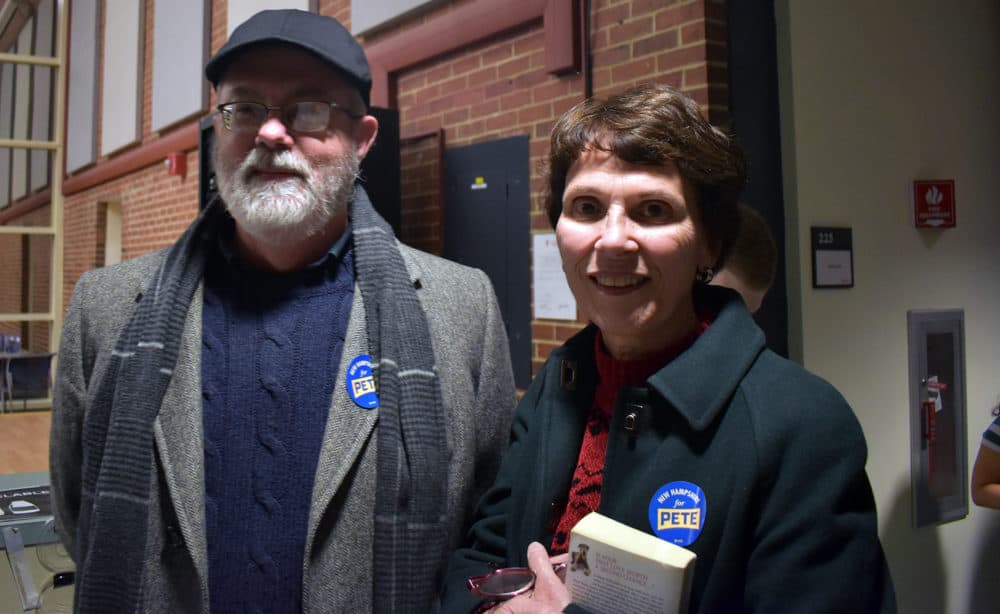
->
[695, 267, 715, 284]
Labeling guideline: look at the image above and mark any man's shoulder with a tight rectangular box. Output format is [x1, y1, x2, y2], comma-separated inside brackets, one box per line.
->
[392, 244, 504, 329]
[397, 243, 488, 285]
[73, 249, 168, 301]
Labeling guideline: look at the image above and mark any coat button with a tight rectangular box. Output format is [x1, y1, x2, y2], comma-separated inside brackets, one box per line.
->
[624, 411, 639, 434]
[546, 498, 566, 533]
[624, 402, 644, 435]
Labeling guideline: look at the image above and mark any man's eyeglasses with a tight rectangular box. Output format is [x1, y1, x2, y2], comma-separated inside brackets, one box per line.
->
[216, 101, 362, 134]
[467, 563, 567, 600]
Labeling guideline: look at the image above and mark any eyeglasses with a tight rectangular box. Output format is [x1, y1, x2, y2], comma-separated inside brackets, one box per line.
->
[467, 563, 567, 600]
[216, 101, 362, 134]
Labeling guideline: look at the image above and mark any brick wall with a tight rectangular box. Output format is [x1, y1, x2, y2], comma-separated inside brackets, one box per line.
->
[64, 155, 199, 265]
[27, 225, 53, 350]
[399, 132, 443, 253]
[0, 233, 24, 339]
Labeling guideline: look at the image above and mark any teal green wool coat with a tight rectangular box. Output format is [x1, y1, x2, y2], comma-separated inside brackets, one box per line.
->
[444, 286, 896, 614]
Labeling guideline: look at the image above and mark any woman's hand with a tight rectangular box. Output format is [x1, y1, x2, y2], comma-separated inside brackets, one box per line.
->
[489, 542, 572, 613]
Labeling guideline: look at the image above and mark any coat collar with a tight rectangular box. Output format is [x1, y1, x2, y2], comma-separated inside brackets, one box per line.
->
[555, 286, 766, 432]
[646, 286, 766, 431]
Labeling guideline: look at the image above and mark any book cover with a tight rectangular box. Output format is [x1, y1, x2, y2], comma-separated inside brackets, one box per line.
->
[565, 511, 696, 614]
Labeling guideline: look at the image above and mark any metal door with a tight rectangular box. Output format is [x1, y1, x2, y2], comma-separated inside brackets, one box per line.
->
[444, 136, 530, 388]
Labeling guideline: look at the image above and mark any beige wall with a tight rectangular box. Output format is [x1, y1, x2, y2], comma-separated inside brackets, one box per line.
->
[776, 1, 1000, 612]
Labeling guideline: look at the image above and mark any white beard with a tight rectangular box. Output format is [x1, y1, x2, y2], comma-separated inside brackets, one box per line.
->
[215, 147, 359, 246]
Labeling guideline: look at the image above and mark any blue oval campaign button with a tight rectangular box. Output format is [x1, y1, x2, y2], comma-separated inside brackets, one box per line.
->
[346, 354, 379, 409]
[648, 481, 706, 547]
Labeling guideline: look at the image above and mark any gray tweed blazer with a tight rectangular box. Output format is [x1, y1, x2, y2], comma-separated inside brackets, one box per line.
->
[50, 241, 516, 613]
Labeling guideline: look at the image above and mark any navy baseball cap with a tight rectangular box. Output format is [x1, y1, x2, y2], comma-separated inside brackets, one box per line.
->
[205, 9, 371, 107]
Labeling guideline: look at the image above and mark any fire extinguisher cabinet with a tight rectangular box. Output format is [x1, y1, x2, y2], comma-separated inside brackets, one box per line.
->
[907, 309, 968, 528]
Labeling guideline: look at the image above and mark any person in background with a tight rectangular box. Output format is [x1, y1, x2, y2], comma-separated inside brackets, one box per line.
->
[971, 412, 1000, 509]
[442, 83, 895, 614]
[710, 202, 777, 314]
[50, 9, 515, 613]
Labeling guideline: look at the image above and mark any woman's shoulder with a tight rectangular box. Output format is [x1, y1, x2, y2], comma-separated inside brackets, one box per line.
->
[739, 349, 865, 439]
[732, 352, 872, 485]
[745, 350, 845, 398]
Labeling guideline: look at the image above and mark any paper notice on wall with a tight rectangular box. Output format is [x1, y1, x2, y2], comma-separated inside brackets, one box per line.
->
[815, 249, 853, 286]
[532, 233, 576, 320]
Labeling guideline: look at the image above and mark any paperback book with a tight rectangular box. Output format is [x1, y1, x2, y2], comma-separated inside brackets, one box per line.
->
[565, 512, 696, 614]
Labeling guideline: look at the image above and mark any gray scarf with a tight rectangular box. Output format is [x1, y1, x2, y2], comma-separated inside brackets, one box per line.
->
[75, 187, 448, 613]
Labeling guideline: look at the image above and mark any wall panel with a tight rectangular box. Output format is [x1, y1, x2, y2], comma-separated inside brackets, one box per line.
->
[30, 0, 56, 192]
[100, 0, 144, 156]
[66, 0, 100, 173]
[11, 24, 33, 200]
[351, 0, 439, 36]
[0, 63, 13, 207]
[152, 0, 209, 131]
[226, 0, 315, 36]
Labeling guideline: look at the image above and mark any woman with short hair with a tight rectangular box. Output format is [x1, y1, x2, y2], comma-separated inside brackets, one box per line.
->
[442, 84, 896, 614]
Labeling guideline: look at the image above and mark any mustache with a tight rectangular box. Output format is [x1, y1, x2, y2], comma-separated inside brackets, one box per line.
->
[239, 149, 312, 180]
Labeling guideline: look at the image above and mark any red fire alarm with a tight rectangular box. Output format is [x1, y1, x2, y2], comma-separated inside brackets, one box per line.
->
[166, 151, 187, 178]
[913, 180, 955, 228]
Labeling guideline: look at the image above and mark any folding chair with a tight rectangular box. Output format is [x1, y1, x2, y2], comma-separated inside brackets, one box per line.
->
[3, 353, 55, 413]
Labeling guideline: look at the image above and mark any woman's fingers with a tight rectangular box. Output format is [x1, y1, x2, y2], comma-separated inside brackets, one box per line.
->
[527, 542, 553, 575]
[522, 542, 571, 611]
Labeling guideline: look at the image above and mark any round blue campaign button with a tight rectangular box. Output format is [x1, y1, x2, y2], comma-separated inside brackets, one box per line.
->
[346, 354, 379, 409]
[648, 481, 706, 547]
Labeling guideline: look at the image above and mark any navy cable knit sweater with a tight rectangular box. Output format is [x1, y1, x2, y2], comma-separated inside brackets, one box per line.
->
[201, 234, 354, 613]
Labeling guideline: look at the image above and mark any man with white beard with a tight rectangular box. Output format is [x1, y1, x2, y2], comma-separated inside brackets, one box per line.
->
[49, 10, 516, 614]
